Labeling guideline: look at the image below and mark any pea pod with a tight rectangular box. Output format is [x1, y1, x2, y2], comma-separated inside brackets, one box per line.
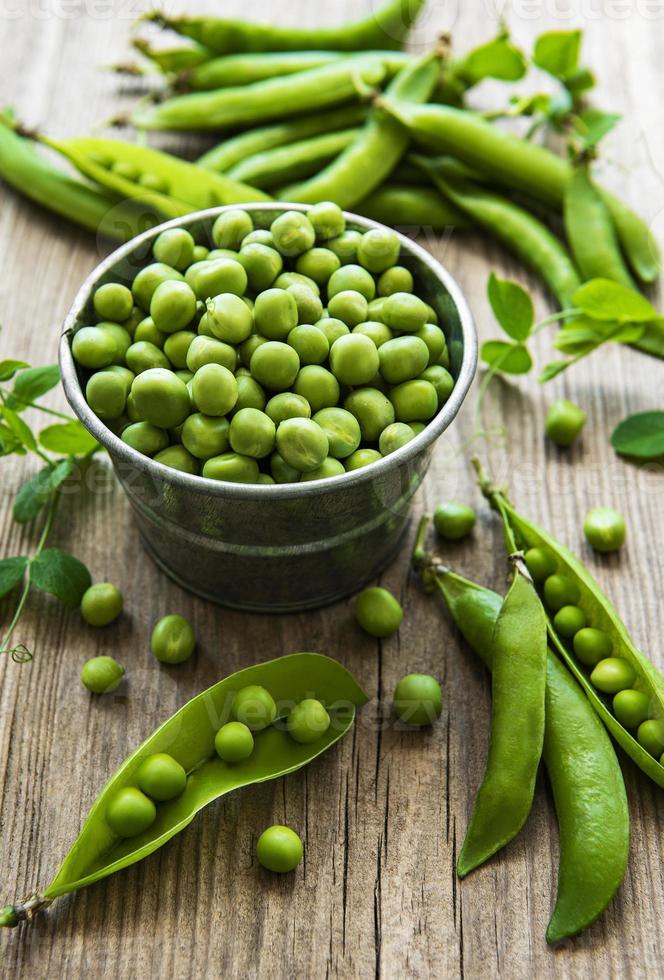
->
[564, 163, 635, 289]
[0, 653, 367, 928]
[355, 183, 470, 229]
[457, 562, 547, 877]
[131, 56, 388, 132]
[141, 0, 426, 54]
[377, 97, 660, 283]
[412, 540, 629, 944]
[39, 135, 270, 215]
[474, 459, 664, 789]
[227, 128, 361, 191]
[132, 37, 213, 74]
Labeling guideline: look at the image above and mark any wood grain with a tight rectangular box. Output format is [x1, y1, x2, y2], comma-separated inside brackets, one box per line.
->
[1, 2, 664, 977]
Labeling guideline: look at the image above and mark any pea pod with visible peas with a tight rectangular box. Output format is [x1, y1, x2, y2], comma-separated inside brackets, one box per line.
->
[0, 653, 367, 928]
[141, 0, 426, 54]
[474, 458, 664, 788]
[411, 526, 629, 944]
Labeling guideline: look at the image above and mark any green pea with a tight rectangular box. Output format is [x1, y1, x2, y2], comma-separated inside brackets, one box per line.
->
[315, 317, 349, 346]
[393, 674, 443, 726]
[524, 546, 557, 584]
[345, 448, 382, 471]
[242, 229, 273, 248]
[357, 228, 400, 274]
[287, 699, 330, 744]
[355, 586, 403, 637]
[192, 245, 209, 263]
[232, 374, 267, 415]
[409, 422, 426, 435]
[419, 365, 454, 407]
[111, 160, 139, 182]
[121, 421, 169, 457]
[192, 364, 238, 416]
[276, 417, 329, 473]
[433, 502, 476, 541]
[366, 296, 388, 323]
[274, 271, 320, 295]
[573, 627, 613, 667]
[271, 210, 316, 256]
[300, 457, 346, 481]
[327, 289, 369, 327]
[270, 451, 301, 484]
[136, 753, 187, 801]
[379, 422, 416, 456]
[122, 304, 144, 338]
[229, 408, 276, 458]
[150, 280, 197, 335]
[327, 229, 361, 264]
[383, 292, 429, 332]
[134, 316, 166, 348]
[240, 333, 269, 368]
[232, 684, 277, 732]
[94, 282, 133, 322]
[294, 365, 340, 412]
[212, 209, 253, 250]
[86, 370, 127, 420]
[214, 721, 254, 763]
[590, 657, 637, 694]
[613, 689, 651, 729]
[389, 380, 438, 423]
[295, 246, 341, 285]
[205, 293, 253, 344]
[377, 265, 413, 297]
[413, 324, 447, 366]
[153, 228, 195, 271]
[254, 288, 298, 340]
[188, 258, 248, 301]
[352, 320, 393, 348]
[257, 473, 276, 485]
[344, 388, 394, 441]
[329, 333, 379, 386]
[312, 407, 361, 459]
[181, 414, 230, 460]
[126, 340, 170, 374]
[139, 171, 168, 193]
[287, 324, 329, 366]
[132, 368, 191, 428]
[96, 322, 132, 363]
[553, 604, 587, 638]
[163, 330, 196, 370]
[545, 399, 587, 448]
[251, 341, 300, 391]
[106, 787, 156, 838]
[202, 452, 260, 483]
[80, 655, 125, 694]
[327, 264, 376, 301]
[543, 573, 581, 611]
[308, 200, 345, 241]
[287, 284, 324, 325]
[379, 336, 429, 384]
[256, 825, 303, 873]
[81, 582, 123, 627]
[637, 719, 664, 758]
[186, 335, 236, 373]
[73, 326, 117, 369]
[132, 262, 183, 312]
[151, 613, 196, 665]
[153, 445, 199, 474]
[238, 243, 283, 292]
[265, 392, 311, 424]
[584, 507, 626, 553]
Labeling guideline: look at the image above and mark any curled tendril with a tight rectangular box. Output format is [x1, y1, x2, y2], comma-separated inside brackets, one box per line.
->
[10, 644, 33, 664]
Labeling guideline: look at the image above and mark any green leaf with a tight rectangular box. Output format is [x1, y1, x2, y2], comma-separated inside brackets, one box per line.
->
[31, 548, 91, 608]
[572, 108, 621, 150]
[565, 67, 595, 97]
[554, 316, 644, 355]
[0, 556, 28, 599]
[487, 273, 534, 341]
[611, 411, 664, 459]
[13, 459, 74, 524]
[39, 421, 98, 456]
[533, 30, 582, 80]
[572, 279, 659, 324]
[539, 360, 571, 382]
[461, 33, 527, 84]
[8, 365, 60, 410]
[0, 359, 28, 382]
[1, 405, 36, 451]
[0, 422, 25, 456]
[481, 340, 533, 375]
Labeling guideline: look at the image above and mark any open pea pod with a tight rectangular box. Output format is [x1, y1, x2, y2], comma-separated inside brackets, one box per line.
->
[500, 499, 664, 790]
[1, 653, 367, 928]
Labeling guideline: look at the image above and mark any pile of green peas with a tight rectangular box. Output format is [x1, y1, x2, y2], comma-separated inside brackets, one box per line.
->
[72, 203, 454, 484]
[105, 683, 330, 839]
[525, 545, 664, 764]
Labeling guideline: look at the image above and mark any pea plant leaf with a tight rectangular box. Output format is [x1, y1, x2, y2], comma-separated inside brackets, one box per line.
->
[0, 359, 29, 382]
[1, 405, 36, 451]
[39, 421, 98, 456]
[460, 32, 527, 84]
[481, 340, 533, 375]
[0, 422, 25, 456]
[571, 108, 621, 151]
[30, 548, 91, 609]
[0, 556, 28, 599]
[487, 273, 534, 342]
[554, 316, 645, 355]
[610, 411, 664, 460]
[539, 360, 572, 383]
[533, 30, 582, 80]
[573, 279, 659, 323]
[13, 459, 74, 524]
[7, 364, 60, 410]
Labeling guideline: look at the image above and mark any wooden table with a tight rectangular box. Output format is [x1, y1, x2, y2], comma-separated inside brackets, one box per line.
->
[2, 2, 663, 976]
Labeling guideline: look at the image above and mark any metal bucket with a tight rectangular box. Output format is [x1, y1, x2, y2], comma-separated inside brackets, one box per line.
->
[60, 204, 477, 612]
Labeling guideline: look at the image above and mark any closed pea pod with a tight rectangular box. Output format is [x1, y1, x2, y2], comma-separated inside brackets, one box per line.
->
[355, 183, 469, 231]
[226, 128, 361, 191]
[0, 654, 367, 928]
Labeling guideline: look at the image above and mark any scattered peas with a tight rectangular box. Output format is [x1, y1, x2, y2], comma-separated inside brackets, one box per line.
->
[151, 614, 196, 665]
[545, 399, 587, 448]
[80, 655, 125, 694]
[433, 502, 476, 541]
[584, 507, 626, 553]
[256, 825, 303, 873]
[80, 582, 123, 627]
[355, 586, 403, 638]
[214, 721, 255, 763]
[393, 674, 443, 726]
